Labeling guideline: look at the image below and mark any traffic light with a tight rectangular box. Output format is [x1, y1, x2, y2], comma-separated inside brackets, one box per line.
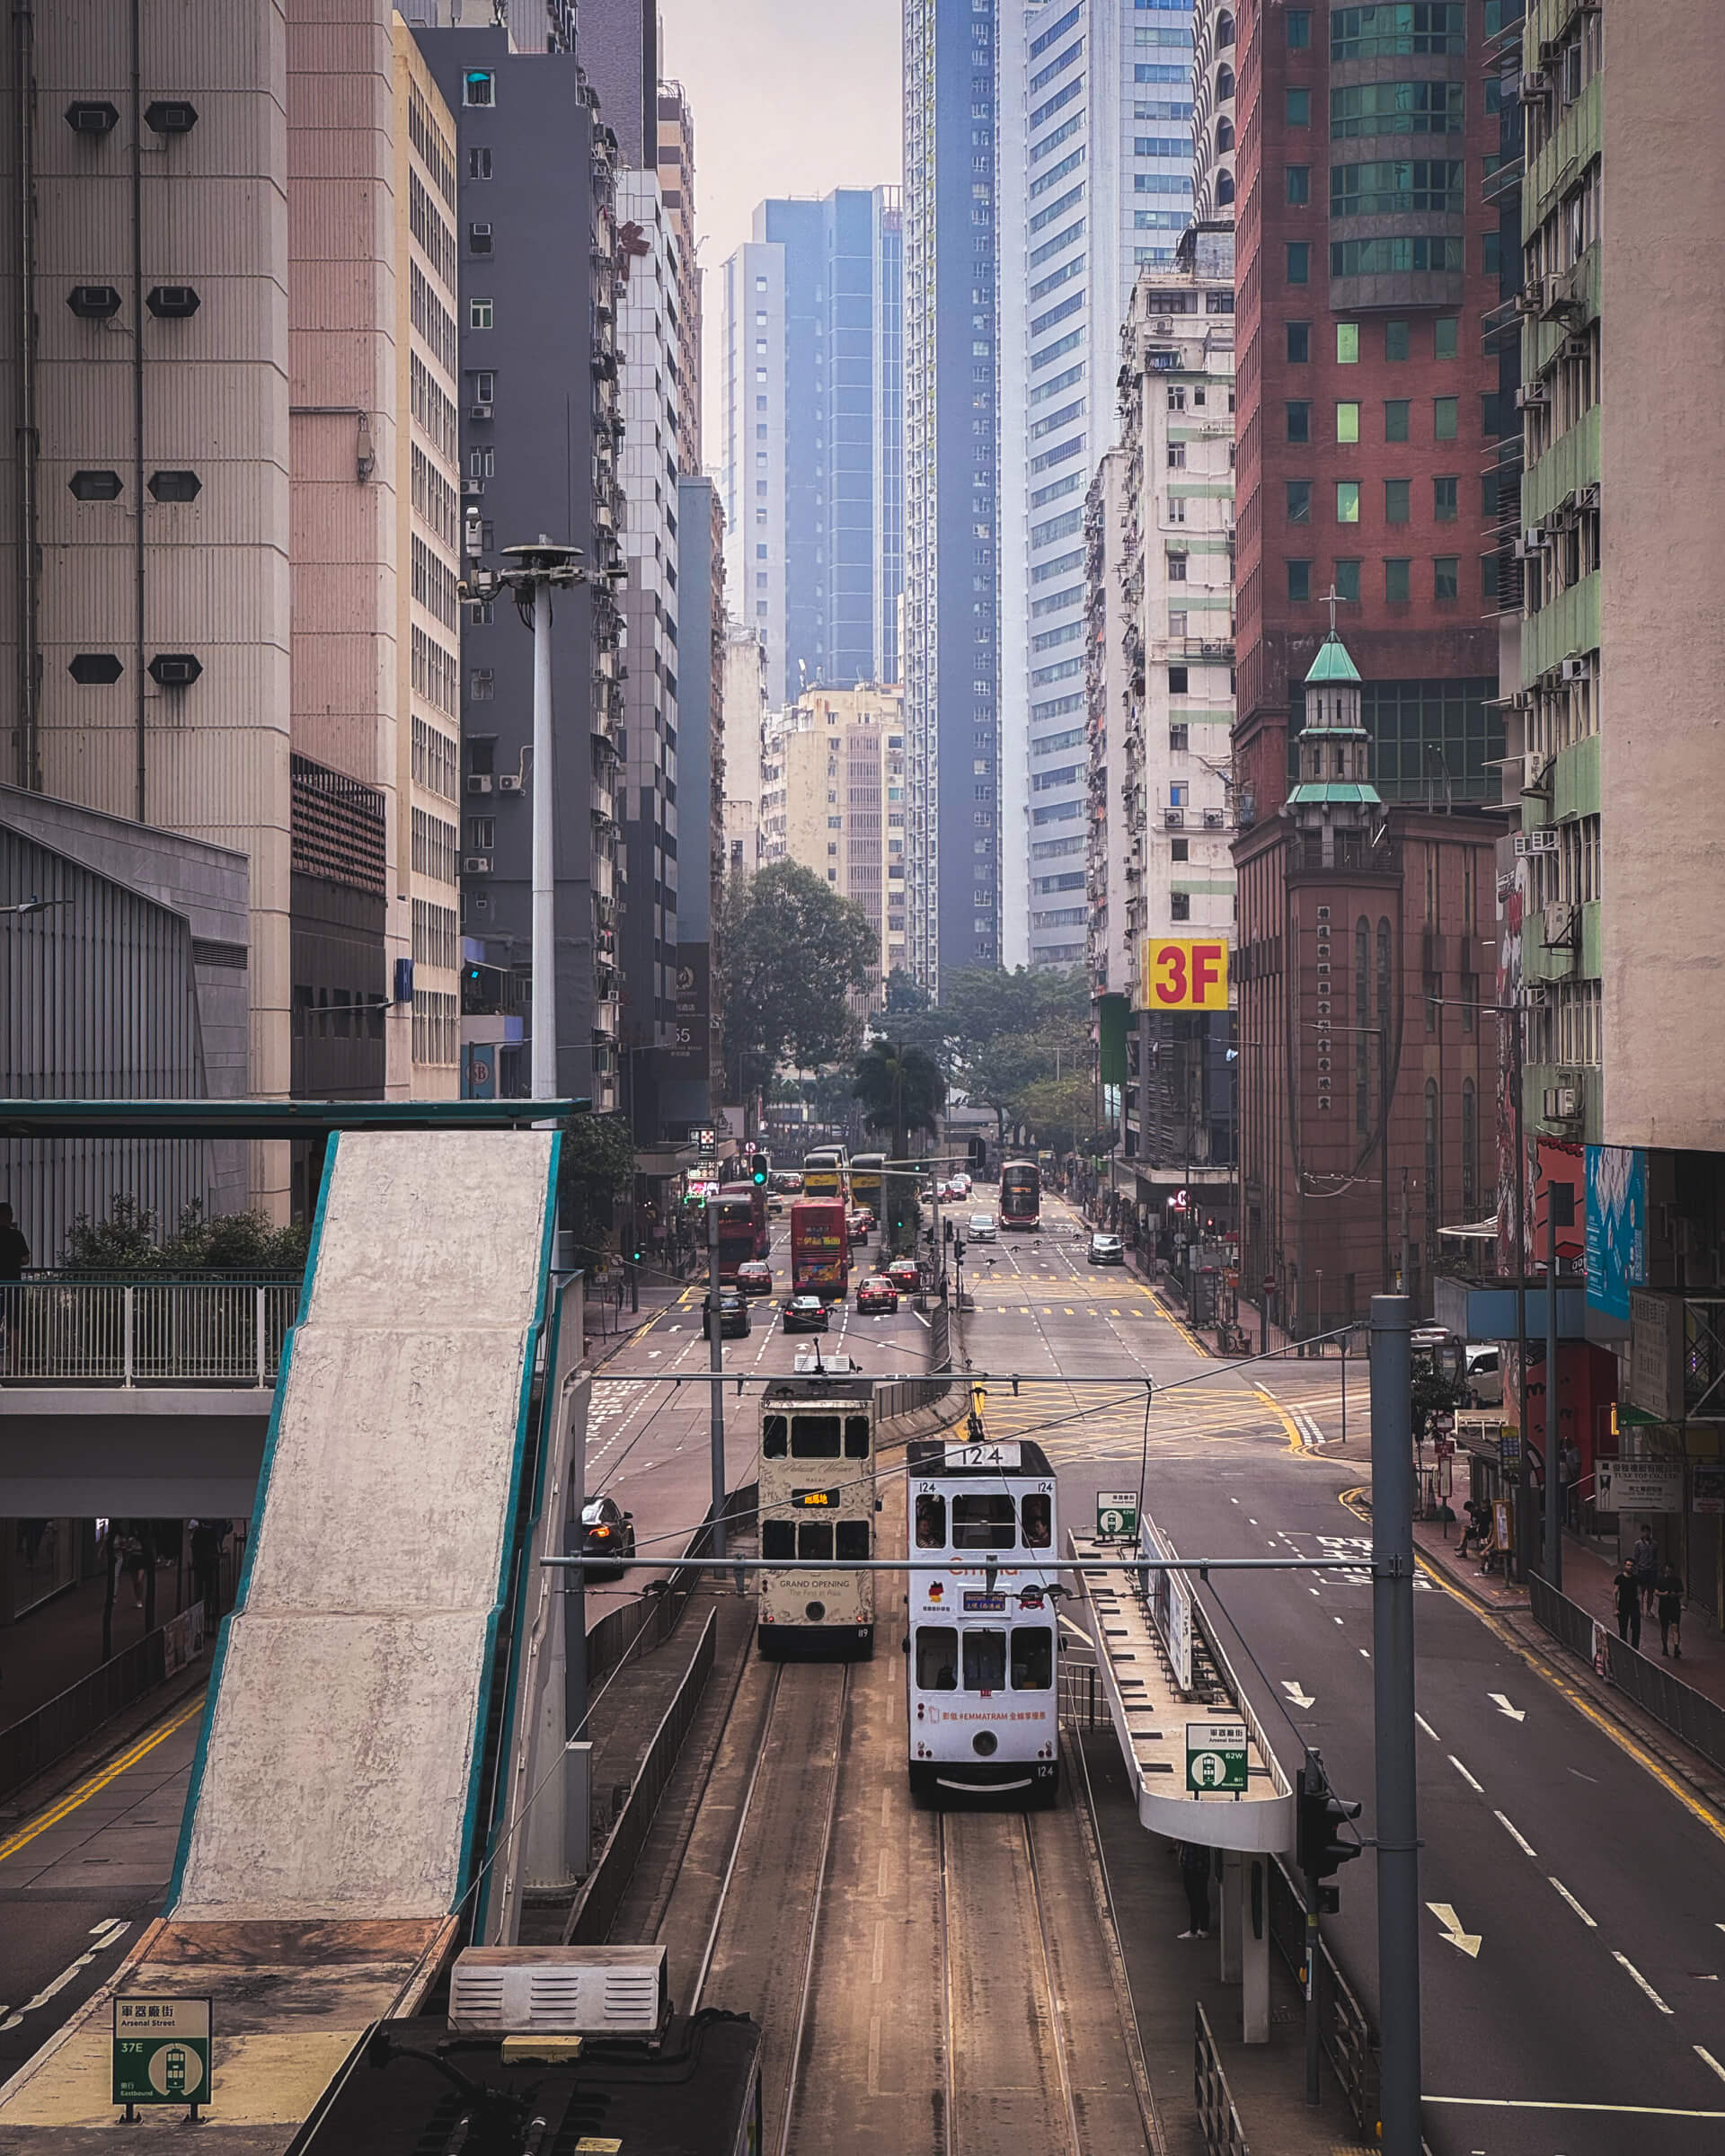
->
[1296, 1755, 1361, 1911]
[748, 1153, 768, 1187]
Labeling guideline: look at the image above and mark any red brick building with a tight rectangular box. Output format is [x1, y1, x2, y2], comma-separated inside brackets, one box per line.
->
[1234, 630, 1498, 1333]
[1231, 0, 1503, 826]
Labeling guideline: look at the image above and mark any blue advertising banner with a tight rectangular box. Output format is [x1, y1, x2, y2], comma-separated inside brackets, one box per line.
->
[1586, 1144, 1645, 1321]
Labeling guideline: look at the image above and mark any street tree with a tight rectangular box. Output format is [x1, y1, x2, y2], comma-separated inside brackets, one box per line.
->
[720, 861, 879, 1094]
[853, 1039, 948, 1253]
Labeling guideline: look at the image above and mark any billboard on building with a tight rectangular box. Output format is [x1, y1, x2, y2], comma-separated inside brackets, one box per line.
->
[1586, 1144, 1646, 1322]
[668, 943, 710, 1074]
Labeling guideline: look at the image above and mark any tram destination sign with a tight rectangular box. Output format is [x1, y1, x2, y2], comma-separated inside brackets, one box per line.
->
[113, 1997, 211, 2116]
[1096, 1490, 1139, 1538]
[1185, 1719, 1248, 1794]
[944, 1441, 1022, 1470]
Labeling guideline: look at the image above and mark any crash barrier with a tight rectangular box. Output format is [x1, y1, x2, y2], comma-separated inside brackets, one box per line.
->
[1530, 1572, 1725, 1776]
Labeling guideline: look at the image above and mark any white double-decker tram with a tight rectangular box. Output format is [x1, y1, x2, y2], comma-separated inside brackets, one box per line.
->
[756, 1369, 876, 1659]
[905, 1417, 1059, 1804]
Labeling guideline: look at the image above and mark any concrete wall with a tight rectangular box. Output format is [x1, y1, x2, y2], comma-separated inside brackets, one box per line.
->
[1597, 3, 1725, 1149]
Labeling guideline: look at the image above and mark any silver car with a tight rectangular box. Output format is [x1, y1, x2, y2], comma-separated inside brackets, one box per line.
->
[967, 1212, 997, 1242]
[1087, 1233, 1125, 1266]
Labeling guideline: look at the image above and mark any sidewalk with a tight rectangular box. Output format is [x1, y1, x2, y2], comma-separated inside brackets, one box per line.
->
[0, 1568, 174, 1728]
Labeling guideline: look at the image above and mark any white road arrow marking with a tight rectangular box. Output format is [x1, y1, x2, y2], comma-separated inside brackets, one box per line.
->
[1428, 1903, 1482, 1957]
[1282, 1681, 1315, 1710]
[1489, 1692, 1526, 1722]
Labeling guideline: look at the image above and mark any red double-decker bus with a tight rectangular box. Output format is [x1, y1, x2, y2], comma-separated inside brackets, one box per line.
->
[1000, 1159, 1041, 1230]
[789, 1197, 850, 1301]
[721, 1179, 770, 1259]
[712, 1192, 757, 1282]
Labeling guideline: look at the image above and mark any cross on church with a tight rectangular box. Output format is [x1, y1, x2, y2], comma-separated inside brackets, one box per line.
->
[1318, 584, 1350, 634]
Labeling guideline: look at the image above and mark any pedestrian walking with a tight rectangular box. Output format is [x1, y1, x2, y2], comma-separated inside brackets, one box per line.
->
[0, 1202, 28, 1278]
[1613, 1560, 1642, 1649]
[1656, 1562, 1685, 1659]
[1632, 1524, 1660, 1615]
[1176, 1841, 1213, 1940]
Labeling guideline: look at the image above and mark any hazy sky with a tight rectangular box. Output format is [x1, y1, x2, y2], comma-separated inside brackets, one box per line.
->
[657, 0, 904, 455]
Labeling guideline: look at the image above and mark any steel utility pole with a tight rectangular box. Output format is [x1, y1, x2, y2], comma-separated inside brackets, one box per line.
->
[1370, 1294, 1421, 2155]
[1545, 1180, 1574, 1589]
[706, 1188, 727, 1575]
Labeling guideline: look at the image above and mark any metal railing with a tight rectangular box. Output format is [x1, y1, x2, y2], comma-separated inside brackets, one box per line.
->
[1531, 1573, 1725, 1775]
[1193, 2001, 1250, 2156]
[1267, 1856, 1380, 2136]
[0, 1604, 207, 1806]
[567, 1606, 716, 1945]
[584, 1480, 758, 1688]
[1, 1277, 301, 1386]
[876, 1302, 953, 1422]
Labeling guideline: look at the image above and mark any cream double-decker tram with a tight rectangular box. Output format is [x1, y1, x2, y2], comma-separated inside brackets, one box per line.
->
[756, 1370, 876, 1659]
[906, 1414, 1059, 1805]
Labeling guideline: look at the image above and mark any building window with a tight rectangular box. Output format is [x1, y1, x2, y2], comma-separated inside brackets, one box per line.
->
[1461, 1080, 1477, 1212]
[1433, 555, 1459, 599]
[1287, 560, 1312, 602]
[468, 146, 491, 179]
[1334, 559, 1360, 603]
[1287, 86, 1311, 126]
[1336, 322, 1359, 364]
[467, 221, 493, 254]
[1384, 556, 1411, 603]
[1169, 724, 1189, 751]
[1216, 63, 1234, 100]
[1167, 552, 1188, 581]
[1435, 315, 1459, 359]
[1171, 891, 1192, 921]
[1287, 322, 1310, 363]
[463, 69, 494, 106]
[1384, 478, 1410, 524]
[1286, 164, 1310, 205]
[1336, 481, 1360, 524]
[1287, 8, 1311, 49]
[1286, 401, 1312, 443]
[1433, 396, 1458, 440]
[1385, 399, 1410, 443]
[1336, 402, 1359, 444]
[1384, 320, 1409, 362]
[1425, 1080, 1440, 1199]
[469, 298, 493, 330]
[1216, 171, 1235, 206]
[1168, 665, 1189, 693]
[1433, 475, 1458, 521]
[469, 667, 494, 700]
[1287, 242, 1310, 284]
[1287, 479, 1313, 524]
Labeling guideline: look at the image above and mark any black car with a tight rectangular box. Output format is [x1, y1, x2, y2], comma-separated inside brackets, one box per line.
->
[702, 1288, 750, 1339]
[782, 1294, 829, 1333]
[579, 1495, 636, 1582]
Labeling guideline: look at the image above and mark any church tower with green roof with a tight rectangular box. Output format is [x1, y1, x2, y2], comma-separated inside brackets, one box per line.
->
[1285, 626, 1380, 867]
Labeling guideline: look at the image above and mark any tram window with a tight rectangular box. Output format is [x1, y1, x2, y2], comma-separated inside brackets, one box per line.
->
[1011, 1626, 1054, 1691]
[951, 1494, 1016, 1549]
[917, 1626, 959, 1689]
[763, 1416, 788, 1458]
[761, 1519, 795, 1560]
[915, 1493, 947, 1547]
[962, 1630, 1007, 1692]
[1021, 1494, 1052, 1548]
[798, 1521, 834, 1561]
[845, 1415, 871, 1457]
[791, 1415, 841, 1458]
[836, 1519, 871, 1560]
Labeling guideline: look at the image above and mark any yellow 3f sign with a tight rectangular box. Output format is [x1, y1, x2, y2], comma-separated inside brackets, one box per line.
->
[1140, 938, 1229, 1010]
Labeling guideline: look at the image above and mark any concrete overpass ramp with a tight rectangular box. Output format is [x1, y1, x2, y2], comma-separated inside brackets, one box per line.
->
[167, 1127, 560, 1922]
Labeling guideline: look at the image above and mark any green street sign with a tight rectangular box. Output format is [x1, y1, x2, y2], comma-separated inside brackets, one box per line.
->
[1096, 1489, 1139, 1539]
[114, 1997, 211, 2115]
[1185, 1719, 1248, 1794]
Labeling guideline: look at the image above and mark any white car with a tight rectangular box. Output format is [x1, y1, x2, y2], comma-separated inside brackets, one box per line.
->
[967, 1212, 997, 1242]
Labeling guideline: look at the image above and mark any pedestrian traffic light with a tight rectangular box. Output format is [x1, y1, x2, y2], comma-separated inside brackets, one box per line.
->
[1296, 1756, 1361, 1906]
[748, 1153, 768, 1187]
[943, 1216, 954, 1243]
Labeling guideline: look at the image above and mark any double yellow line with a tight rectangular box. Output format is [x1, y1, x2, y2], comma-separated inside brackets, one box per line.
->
[0, 1693, 206, 1869]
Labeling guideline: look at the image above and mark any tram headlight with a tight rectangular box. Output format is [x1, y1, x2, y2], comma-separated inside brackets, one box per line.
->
[972, 1731, 998, 1756]
[804, 1599, 827, 1621]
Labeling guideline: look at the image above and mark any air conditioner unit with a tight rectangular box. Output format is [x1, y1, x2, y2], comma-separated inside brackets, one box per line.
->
[1202, 808, 1225, 829]
[1514, 381, 1549, 410]
[1163, 807, 1185, 829]
[1523, 753, 1552, 793]
[1517, 68, 1552, 102]
[498, 773, 523, 793]
[448, 1947, 668, 2037]
[1578, 482, 1600, 512]
[467, 773, 492, 793]
[1543, 1083, 1580, 1121]
[464, 856, 492, 875]
[596, 503, 615, 529]
[470, 402, 492, 421]
[1560, 657, 1589, 684]
[1561, 335, 1589, 361]
[1520, 984, 1550, 1008]
[1513, 282, 1544, 317]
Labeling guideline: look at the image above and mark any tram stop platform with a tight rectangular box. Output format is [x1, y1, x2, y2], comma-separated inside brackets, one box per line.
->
[1068, 1524, 1294, 2047]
